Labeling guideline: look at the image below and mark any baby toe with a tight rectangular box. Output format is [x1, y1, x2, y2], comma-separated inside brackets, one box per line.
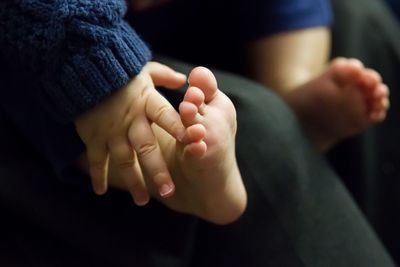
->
[185, 124, 206, 144]
[331, 58, 363, 86]
[179, 101, 200, 127]
[188, 67, 218, 103]
[184, 141, 207, 159]
[184, 86, 205, 109]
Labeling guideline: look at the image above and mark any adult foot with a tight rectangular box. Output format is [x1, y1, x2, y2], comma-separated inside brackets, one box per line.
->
[153, 67, 247, 224]
[286, 57, 389, 151]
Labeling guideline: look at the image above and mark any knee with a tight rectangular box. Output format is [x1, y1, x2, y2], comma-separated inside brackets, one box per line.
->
[223, 77, 303, 142]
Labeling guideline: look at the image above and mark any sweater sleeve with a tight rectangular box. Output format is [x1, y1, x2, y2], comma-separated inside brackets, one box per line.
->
[0, 0, 151, 122]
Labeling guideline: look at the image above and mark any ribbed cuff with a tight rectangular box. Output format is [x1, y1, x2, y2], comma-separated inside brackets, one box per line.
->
[41, 22, 151, 123]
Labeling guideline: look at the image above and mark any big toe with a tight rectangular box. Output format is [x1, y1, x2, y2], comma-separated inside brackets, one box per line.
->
[330, 58, 363, 86]
[188, 67, 218, 103]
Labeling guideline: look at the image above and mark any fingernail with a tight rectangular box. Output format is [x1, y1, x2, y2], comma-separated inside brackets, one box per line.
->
[94, 184, 107, 196]
[159, 183, 174, 197]
[176, 72, 187, 80]
[134, 194, 150, 206]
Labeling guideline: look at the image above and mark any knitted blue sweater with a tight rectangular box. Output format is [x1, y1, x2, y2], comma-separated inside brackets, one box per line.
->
[0, 0, 151, 122]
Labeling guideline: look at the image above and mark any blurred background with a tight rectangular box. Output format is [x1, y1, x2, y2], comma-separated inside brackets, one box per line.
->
[328, 0, 400, 264]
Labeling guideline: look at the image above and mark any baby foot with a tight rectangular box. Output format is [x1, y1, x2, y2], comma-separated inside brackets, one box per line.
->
[153, 67, 247, 224]
[288, 57, 390, 151]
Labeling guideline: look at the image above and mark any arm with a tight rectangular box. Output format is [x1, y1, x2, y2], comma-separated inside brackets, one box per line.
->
[74, 61, 187, 202]
[0, 0, 151, 122]
[0, 1, 184, 201]
[245, 27, 331, 95]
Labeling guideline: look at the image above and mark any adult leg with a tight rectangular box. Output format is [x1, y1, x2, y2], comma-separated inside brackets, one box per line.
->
[132, 2, 396, 264]
[0, 52, 395, 266]
[158, 57, 396, 267]
[1, 1, 396, 265]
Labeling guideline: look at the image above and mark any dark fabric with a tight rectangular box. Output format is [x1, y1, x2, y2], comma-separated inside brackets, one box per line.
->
[0, 55, 88, 188]
[0, 0, 151, 122]
[329, 0, 400, 263]
[233, 0, 332, 40]
[161, 58, 396, 267]
[0, 108, 198, 267]
[128, 0, 331, 72]
[128, 0, 332, 41]
[385, 0, 400, 19]
[0, 56, 396, 265]
[0, 0, 398, 266]
[0, 0, 331, 184]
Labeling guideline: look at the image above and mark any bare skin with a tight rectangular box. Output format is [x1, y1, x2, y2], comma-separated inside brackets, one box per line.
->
[286, 58, 389, 151]
[153, 66, 247, 224]
[75, 62, 187, 204]
[247, 28, 389, 151]
[77, 66, 247, 224]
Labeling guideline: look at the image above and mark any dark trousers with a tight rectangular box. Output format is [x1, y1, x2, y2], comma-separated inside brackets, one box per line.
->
[0, 58, 396, 266]
[1, 0, 399, 266]
[329, 0, 400, 263]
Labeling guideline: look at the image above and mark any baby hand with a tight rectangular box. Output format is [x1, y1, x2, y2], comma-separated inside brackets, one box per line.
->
[74, 62, 186, 205]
